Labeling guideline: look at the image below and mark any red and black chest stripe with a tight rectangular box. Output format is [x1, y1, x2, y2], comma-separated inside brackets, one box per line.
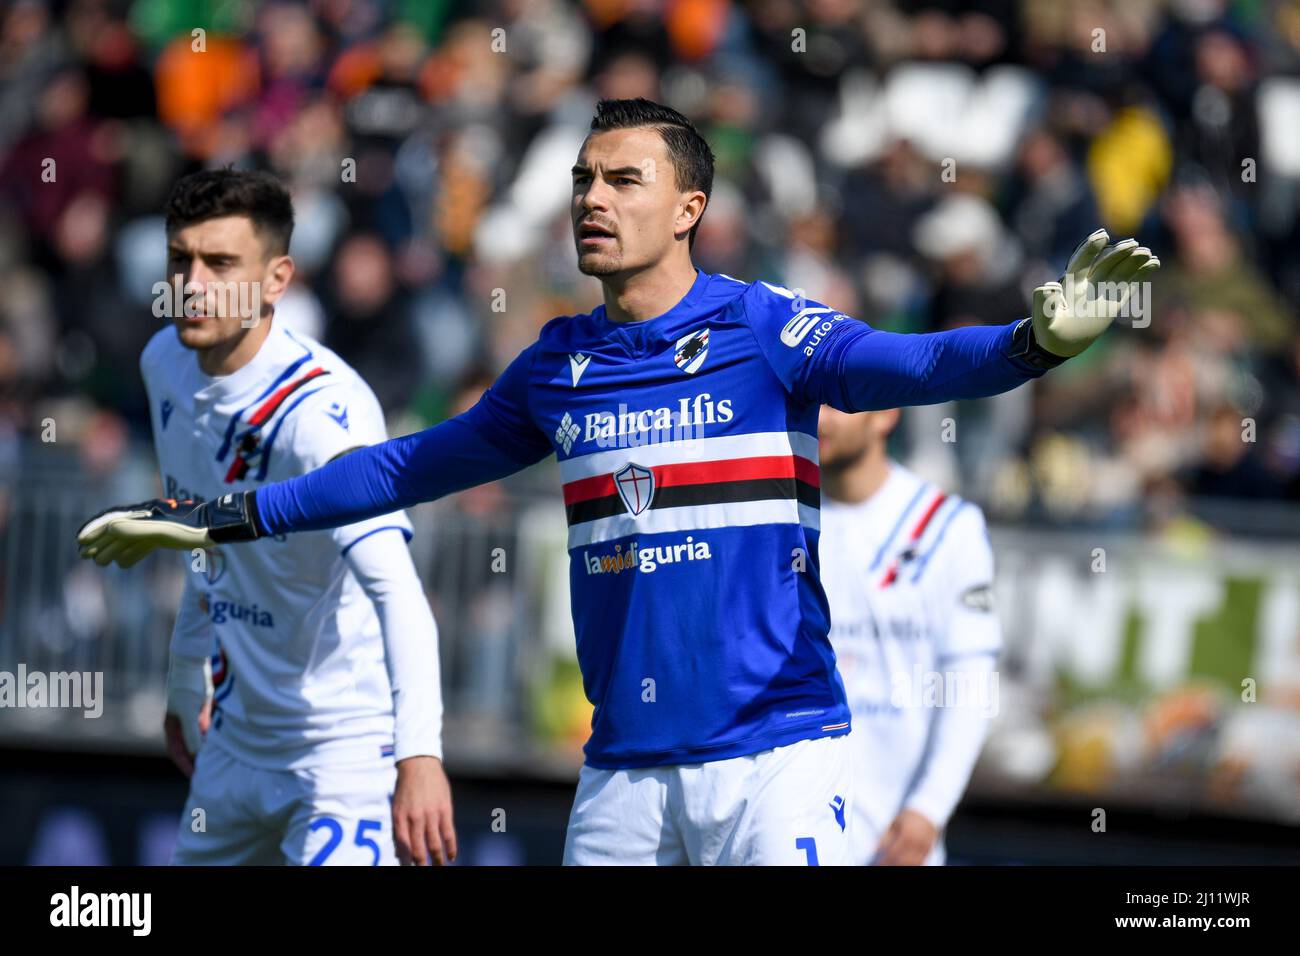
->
[562, 454, 821, 525]
[222, 366, 330, 482]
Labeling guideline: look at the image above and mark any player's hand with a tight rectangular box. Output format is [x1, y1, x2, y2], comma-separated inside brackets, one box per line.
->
[874, 809, 939, 866]
[164, 651, 214, 777]
[77, 492, 261, 568]
[1030, 228, 1161, 359]
[163, 700, 212, 778]
[392, 755, 457, 866]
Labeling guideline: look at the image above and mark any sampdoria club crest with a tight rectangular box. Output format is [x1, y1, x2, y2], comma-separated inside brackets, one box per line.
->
[614, 463, 655, 515]
[674, 328, 709, 374]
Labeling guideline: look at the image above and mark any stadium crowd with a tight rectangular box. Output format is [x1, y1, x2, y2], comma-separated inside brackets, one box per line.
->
[2, 0, 1300, 531]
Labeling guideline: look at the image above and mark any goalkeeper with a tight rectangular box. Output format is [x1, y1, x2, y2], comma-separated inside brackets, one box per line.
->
[79, 98, 1157, 865]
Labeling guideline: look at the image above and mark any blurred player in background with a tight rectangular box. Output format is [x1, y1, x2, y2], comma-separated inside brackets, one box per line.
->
[818, 405, 1001, 866]
[135, 169, 453, 865]
[79, 99, 1156, 865]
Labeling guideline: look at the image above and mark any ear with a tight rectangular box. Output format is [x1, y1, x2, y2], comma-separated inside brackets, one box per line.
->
[873, 408, 902, 437]
[675, 190, 708, 242]
[260, 254, 295, 306]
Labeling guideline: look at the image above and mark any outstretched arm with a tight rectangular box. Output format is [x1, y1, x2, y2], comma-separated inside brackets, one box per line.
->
[752, 230, 1159, 413]
[254, 399, 549, 535]
[810, 317, 1044, 412]
[78, 344, 554, 563]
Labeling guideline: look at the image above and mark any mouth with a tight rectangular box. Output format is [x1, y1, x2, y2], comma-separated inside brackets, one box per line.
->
[577, 221, 617, 247]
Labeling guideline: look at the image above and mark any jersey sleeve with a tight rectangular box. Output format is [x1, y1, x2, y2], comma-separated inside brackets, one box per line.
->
[170, 566, 218, 659]
[280, 378, 415, 553]
[900, 652, 997, 829]
[139, 328, 170, 436]
[900, 502, 1001, 828]
[253, 342, 554, 536]
[343, 527, 444, 762]
[740, 281, 1046, 411]
[140, 332, 219, 660]
[928, 503, 1002, 661]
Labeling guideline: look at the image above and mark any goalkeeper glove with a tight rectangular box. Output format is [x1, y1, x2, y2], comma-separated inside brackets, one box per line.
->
[1022, 228, 1160, 362]
[77, 492, 262, 568]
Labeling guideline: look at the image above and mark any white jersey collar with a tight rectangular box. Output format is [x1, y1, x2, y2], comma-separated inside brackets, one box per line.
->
[193, 318, 304, 405]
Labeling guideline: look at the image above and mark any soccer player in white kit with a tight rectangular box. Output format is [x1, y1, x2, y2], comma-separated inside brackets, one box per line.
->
[135, 170, 454, 865]
[817, 405, 1002, 865]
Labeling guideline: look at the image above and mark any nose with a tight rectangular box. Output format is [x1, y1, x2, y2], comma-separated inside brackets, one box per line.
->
[173, 257, 206, 286]
[195, 257, 231, 289]
[578, 177, 612, 214]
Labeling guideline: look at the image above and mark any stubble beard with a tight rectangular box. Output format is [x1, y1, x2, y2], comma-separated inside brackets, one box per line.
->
[820, 438, 872, 475]
[173, 314, 247, 355]
[577, 250, 623, 277]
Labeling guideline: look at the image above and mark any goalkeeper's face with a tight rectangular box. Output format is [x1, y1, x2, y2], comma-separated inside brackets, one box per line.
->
[571, 128, 702, 278]
[164, 215, 294, 353]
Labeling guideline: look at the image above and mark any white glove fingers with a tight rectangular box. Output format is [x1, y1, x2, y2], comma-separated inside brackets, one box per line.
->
[1033, 282, 1064, 319]
[117, 542, 156, 568]
[1108, 246, 1153, 285]
[92, 536, 131, 568]
[1089, 238, 1140, 283]
[77, 508, 149, 543]
[1063, 229, 1109, 282]
[1133, 257, 1161, 282]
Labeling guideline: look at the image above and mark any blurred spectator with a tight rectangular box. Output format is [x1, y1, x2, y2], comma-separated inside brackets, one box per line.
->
[1183, 400, 1286, 499]
[1160, 183, 1292, 354]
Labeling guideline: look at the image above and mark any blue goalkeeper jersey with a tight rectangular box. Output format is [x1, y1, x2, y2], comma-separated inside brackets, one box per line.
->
[255, 267, 1046, 768]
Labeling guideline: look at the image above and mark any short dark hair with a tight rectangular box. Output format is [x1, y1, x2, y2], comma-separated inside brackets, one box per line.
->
[164, 168, 294, 256]
[590, 98, 715, 249]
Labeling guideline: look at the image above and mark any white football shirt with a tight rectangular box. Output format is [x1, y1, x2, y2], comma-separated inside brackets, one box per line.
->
[819, 462, 1001, 856]
[141, 319, 440, 770]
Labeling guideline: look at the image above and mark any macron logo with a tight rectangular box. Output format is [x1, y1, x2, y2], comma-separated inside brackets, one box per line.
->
[779, 307, 836, 347]
[569, 353, 591, 387]
[325, 401, 349, 431]
[160, 399, 173, 429]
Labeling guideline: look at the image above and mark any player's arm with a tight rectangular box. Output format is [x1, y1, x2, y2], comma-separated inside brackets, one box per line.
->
[163, 570, 216, 778]
[279, 383, 456, 864]
[138, 336, 216, 777]
[341, 526, 455, 865]
[881, 504, 1002, 864]
[77, 343, 553, 561]
[750, 230, 1159, 412]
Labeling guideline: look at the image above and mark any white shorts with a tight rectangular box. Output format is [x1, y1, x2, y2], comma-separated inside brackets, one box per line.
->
[171, 741, 398, 866]
[562, 734, 854, 866]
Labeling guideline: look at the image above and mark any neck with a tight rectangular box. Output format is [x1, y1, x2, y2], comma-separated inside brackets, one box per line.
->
[600, 253, 697, 324]
[822, 443, 891, 505]
[197, 309, 274, 376]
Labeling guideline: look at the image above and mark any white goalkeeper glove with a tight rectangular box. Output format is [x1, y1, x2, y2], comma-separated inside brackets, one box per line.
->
[1030, 228, 1161, 359]
[77, 492, 262, 568]
[166, 651, 213, 756]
